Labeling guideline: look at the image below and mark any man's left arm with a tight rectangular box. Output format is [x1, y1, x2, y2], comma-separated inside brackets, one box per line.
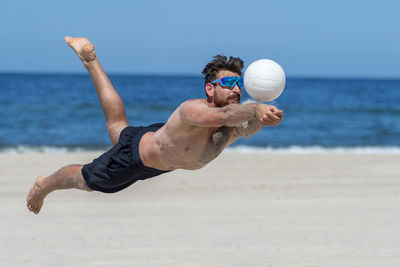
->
[233, 106, 283, 138]
[233, 119, 264, 138]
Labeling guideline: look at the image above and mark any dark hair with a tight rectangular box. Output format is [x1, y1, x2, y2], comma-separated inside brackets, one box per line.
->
[202, 54, 244, 84]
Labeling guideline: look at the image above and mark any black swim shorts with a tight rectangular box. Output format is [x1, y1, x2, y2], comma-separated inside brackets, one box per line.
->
[81, 123, 170, 193]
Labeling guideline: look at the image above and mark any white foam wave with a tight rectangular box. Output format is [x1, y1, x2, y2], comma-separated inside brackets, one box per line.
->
[225, 145, 400, 155]
[0, 145, 107, 154]
[1, 145, 400, 155]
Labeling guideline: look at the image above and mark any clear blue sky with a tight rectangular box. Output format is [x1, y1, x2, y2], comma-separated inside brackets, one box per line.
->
[1, 0, 399, 78]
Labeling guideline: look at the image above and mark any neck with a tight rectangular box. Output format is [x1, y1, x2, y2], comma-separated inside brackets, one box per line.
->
[205, 97, 215, 108]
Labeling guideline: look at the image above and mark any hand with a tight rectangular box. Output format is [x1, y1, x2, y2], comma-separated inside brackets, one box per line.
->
[255, 104, 283, 126]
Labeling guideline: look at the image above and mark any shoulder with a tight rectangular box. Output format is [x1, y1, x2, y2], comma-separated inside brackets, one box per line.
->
[179, 99, 207, 108]
[178, 99, 212, 116]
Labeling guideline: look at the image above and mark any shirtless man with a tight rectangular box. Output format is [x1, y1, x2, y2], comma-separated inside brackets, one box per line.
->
[26, 37, 283, 214]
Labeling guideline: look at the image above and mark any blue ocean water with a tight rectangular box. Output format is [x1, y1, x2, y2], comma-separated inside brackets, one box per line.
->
[0, 73, 399, 152]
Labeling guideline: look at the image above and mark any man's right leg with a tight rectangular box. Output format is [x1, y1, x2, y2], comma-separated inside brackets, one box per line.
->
[65, 37, 128, 145]
[26, 165, 91, 214]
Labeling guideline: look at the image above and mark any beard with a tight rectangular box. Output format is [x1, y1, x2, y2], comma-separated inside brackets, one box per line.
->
[213, 91, 241, 107]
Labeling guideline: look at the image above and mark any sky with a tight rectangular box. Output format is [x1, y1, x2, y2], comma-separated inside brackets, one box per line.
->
[1, 0, 399, 78]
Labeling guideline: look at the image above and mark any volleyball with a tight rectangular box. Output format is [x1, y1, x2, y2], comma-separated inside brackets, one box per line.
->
[244, 59, 286, 102]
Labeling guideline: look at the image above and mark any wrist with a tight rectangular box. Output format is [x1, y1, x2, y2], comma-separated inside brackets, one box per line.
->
[254, 103, 260, 119]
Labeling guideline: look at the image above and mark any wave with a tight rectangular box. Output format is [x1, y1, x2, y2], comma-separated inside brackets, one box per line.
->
[225, 145, 400, 154]
[0, 145, 108, 154]
[1, 145, 400, 155]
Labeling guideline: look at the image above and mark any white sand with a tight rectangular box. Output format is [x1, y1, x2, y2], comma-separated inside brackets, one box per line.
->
[1, 152, 400, 266]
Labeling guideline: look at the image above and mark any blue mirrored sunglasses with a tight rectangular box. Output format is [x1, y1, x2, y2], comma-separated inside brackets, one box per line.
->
[210, 76, 244, 90]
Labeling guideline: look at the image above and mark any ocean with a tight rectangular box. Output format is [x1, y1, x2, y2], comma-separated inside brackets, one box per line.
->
[1, 73, 399, 153]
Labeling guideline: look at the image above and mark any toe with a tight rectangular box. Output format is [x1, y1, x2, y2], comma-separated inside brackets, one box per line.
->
[64, 36, 72, 44]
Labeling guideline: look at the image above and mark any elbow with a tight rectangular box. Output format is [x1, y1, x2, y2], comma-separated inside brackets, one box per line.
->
[235, 127, 252, 138]
[242, 132, 256, 138]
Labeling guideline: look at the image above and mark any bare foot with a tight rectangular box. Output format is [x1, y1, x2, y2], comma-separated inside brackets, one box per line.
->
[64, 36, 97, 62]
[26, 175, 47, 214]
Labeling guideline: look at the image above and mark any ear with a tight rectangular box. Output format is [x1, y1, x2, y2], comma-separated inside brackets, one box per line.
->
[205, 83, 214, 98]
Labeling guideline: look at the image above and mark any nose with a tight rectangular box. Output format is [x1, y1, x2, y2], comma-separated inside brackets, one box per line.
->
[232, 83, 241, 94]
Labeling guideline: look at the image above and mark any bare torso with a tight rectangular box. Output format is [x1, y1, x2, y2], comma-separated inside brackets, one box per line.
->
[139, 99, 237, 170]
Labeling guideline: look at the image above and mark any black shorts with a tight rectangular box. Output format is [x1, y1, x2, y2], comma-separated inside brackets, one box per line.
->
[81, 123, 170, 193]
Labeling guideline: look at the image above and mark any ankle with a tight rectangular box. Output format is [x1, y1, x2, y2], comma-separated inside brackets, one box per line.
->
[83, 55, 98, 68]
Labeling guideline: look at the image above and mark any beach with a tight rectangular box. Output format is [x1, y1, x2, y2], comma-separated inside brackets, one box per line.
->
[1, 151, 400, 266]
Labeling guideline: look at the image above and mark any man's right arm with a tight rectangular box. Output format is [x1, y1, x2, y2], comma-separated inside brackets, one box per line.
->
[179, 100, 283, 128]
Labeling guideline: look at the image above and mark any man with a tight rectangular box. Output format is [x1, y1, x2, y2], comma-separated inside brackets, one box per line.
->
[27, 37, 283, 214]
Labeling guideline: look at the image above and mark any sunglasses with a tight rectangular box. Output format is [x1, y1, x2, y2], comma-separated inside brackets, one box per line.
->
[210, 76, 244, 90]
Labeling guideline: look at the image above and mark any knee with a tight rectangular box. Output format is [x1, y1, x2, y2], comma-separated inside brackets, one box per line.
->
[107, 122, 128, 133]
[107, 122, 128, 145]
[64, 164, 83, 175]
[64, 165, 91, 191]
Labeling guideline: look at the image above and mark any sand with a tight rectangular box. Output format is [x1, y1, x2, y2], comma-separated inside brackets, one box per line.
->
[1, 151, 400, 266]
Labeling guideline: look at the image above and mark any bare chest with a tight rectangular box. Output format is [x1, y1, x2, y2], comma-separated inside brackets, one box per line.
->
[155, 126, 232, 169]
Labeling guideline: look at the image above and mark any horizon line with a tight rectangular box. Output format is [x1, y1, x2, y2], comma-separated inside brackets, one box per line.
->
[0, 71, 399, 81]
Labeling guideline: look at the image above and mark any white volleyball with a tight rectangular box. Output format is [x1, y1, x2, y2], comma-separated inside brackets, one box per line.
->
[244, 59, 286, 102]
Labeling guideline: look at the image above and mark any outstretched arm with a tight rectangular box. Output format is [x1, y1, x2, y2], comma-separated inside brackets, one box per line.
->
[179, 100, 258, 127]
[233, 105, 283, 138]
[179, 100, 283, 128]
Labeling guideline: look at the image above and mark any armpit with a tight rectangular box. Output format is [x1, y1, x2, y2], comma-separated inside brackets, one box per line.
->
[199, 127, 231, 164]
